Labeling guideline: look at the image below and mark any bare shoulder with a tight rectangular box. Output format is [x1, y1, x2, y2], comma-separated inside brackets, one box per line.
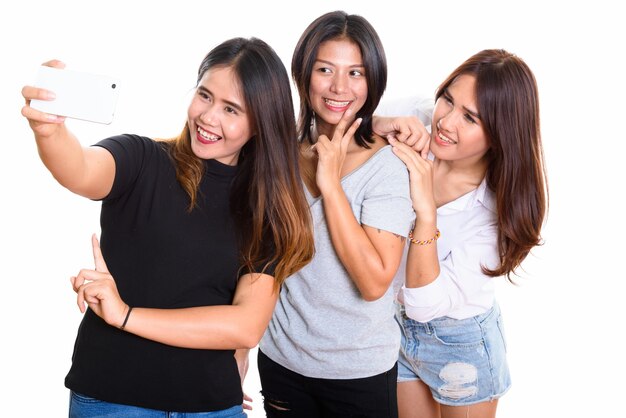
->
[348, 133, 387, 157]
[343, 134, 389, 175]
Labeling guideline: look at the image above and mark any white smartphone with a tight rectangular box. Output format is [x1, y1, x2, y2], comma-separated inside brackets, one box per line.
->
[30, 66, 121, 125]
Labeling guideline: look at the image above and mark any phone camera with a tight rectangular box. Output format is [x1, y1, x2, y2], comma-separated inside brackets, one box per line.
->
[111, 83, 117, 89]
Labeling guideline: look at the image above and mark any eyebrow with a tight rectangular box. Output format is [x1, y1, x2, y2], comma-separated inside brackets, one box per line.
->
[197, 85, 245, 113]
[445, 89, 480, 120]
[314, 58, 365, 69]
[463, 106, 481, 120]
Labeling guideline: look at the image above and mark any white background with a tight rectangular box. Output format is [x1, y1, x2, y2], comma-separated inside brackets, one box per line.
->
[1, 1, 624, 416]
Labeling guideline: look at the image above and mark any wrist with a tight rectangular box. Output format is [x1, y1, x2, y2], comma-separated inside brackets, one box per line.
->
[119, 305, 133, 330]
[319, 182, 343, 199]
[408, 226, 440, 246]
[413, 203, 436, 222]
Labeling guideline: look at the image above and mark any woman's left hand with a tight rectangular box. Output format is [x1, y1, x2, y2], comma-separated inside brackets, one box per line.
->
[70, 234, 128, 328]
[234, 349, 253, 410]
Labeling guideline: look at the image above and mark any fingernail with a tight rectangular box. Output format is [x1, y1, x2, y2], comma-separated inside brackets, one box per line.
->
[45, 114, 65, 122]
[46, 91, 56, 100]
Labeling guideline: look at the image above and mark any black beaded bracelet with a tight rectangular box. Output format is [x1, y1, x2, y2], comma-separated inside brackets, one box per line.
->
[120, 306, 133, 330]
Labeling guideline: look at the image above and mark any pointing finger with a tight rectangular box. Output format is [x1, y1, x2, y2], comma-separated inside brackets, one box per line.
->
[92, 234, 109, 273]
[332, 105, 358, 141]
[342, 118, 362, 148]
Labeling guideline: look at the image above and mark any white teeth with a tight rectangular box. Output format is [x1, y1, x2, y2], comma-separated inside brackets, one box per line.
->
[436, 120, 456, 144]
[197, 127, 220, 141]
[438, 132, 457, 144]
[324, 98, 350, 107]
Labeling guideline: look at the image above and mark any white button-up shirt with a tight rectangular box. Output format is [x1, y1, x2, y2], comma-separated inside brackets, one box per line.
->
[397, 177, 501, 321]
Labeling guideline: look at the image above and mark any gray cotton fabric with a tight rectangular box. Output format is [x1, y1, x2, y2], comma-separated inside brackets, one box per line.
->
[259, 145, 415, 379]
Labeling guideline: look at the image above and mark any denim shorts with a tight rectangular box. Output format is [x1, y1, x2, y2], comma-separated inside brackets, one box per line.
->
[69, 391, 247, 417]
[395, 303, 511, 406]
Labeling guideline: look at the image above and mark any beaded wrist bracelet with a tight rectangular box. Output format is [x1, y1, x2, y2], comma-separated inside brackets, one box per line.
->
[408, 228, 440, 246]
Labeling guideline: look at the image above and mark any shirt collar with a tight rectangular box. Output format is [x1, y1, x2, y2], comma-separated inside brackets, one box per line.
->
[427, 152, 497, 213]
[440, 176, 496, 213]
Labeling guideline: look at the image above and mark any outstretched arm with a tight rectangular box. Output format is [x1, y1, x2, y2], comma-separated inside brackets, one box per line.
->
[21, 60, 114, 199]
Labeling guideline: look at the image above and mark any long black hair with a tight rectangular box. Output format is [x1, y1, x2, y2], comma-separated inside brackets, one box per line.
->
[166, 37, 314, 286]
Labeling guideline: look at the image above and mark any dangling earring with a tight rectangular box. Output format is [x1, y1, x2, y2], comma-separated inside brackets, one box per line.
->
[310, 111, 318, 141]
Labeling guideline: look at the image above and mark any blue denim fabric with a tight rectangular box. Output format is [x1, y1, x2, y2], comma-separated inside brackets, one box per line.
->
[396, 303, 511, 406]
[69, 391, 247, 418]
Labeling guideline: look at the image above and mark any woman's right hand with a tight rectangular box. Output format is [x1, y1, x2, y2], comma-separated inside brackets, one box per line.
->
[312, 108, 361, 195]
[70, 234, 129, 329]
[388, 136, 436, 220]
[21, 59, 67, 138]
[22, 60, 115, 200]
[372, 114, 430, 158]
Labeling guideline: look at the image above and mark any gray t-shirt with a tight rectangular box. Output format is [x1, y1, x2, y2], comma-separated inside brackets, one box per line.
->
[259, 145, 415, 379]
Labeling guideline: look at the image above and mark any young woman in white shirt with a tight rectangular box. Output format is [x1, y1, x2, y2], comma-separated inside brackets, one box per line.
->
[386, 49, 548, 418]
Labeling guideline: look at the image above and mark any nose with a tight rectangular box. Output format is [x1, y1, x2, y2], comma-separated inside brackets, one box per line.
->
[438, 109, 460, 133]
[200, 104, 218, 126]
[330, 74, 348, 94]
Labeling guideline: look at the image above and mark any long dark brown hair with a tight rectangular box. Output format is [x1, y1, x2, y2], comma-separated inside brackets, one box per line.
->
[291, 10, 387, 148]
[162, 37, 314, 287]
[435, 49, 548, 280]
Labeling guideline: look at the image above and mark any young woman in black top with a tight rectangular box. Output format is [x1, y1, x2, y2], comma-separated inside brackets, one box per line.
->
[21, 37, 314, 417]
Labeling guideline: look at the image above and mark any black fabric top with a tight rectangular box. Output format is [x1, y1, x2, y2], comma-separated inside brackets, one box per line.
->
[64, 134, 245, 412]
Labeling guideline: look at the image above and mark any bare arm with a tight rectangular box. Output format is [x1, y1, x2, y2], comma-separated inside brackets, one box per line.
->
[72, 235, 279, 350]
[388, 137, 440, 286]
[323, 189, 406, 301]
[314, 112, 406, 301]
[125, 273, 277, 349]
[235, 348, 254, 410]
[21, 60, 114, 199]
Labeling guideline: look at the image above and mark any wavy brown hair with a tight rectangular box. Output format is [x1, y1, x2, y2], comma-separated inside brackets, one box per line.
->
[436, 49, 548, 280]
[161, 37, 314, 287]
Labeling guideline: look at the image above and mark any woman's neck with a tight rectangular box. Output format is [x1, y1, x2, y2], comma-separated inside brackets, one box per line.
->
[313, 117, 334, 140]
[311, 117, 362, 153]
[433, 156, 488, 207]
[435, 156, 487, 182]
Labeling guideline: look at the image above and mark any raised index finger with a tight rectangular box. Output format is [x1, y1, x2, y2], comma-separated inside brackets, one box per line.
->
[332, 105, 358, 140]
[91, 234, 109, 273]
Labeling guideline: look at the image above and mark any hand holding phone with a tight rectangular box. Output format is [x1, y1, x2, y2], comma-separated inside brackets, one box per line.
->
[30, 66, 121, 125]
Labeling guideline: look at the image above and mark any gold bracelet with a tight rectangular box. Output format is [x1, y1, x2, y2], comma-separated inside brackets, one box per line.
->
[408, 228, 440, 246]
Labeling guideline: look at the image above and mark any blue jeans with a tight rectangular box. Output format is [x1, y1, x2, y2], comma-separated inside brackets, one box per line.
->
[396, 303, 511, 406]
[69, 391, 247, 418]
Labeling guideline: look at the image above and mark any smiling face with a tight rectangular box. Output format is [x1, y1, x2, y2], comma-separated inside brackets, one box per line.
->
[187, 65, 254, 166]
[431, 74, 490, 166]
[308, 38, 367, 136]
